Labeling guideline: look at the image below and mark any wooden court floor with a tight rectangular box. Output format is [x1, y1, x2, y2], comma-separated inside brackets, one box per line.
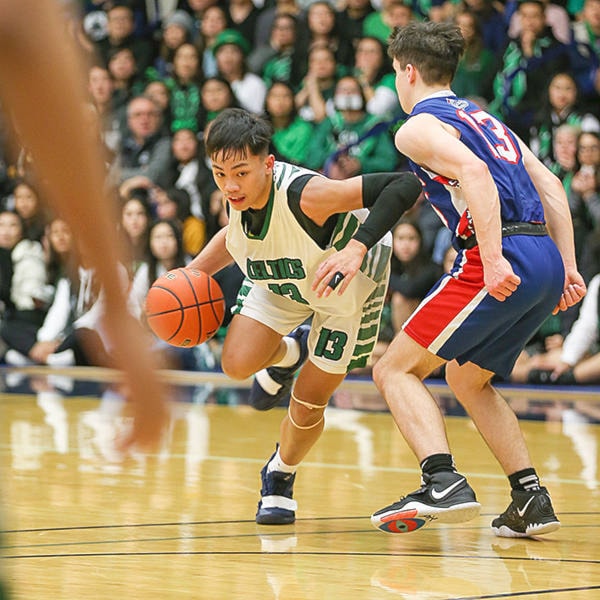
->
[1, 367, 599, 599]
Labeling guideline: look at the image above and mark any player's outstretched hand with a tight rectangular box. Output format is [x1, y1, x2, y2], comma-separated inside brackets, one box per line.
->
[103, 309, 171, 453]
[552, 269, 586, 315]
[313, 239, 367, 298]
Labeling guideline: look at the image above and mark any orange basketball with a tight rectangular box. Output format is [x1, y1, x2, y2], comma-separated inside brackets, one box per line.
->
[145, 268, 225, 347]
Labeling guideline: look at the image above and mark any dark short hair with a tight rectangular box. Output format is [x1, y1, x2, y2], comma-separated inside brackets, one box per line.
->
[205, 108, 272, 161]
[388, 21, 465, 86]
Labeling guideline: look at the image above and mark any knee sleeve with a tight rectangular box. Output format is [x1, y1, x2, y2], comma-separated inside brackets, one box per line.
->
[287, 391, 327, 430]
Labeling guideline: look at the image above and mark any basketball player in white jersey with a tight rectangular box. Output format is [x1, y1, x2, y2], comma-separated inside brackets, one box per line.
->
[187, 108, 422, 524]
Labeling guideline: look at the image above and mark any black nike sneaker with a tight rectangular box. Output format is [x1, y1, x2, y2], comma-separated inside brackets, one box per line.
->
[371, 471, 481, 533]
[491, 487, 560, 538]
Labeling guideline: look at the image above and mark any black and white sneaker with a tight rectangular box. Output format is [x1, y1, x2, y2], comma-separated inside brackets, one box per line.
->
[371, 471, 481, 533]
[256, 447, 297, 525]
[249, 325, 310, 411]
[491, 487, 560, 538]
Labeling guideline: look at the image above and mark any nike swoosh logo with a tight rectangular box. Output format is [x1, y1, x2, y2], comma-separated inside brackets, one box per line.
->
[431, 478, 465, 500]
[517, 496, 535, 517]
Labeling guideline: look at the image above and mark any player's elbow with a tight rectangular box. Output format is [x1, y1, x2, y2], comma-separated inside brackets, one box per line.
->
[459, 157, 490, 182]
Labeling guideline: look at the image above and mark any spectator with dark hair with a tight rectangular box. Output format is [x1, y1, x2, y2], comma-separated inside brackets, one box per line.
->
[157, 127, 218, 222]
[153, 186, 206, 256]
[94, 3, 156, 74]
[295, 44, 340, 123]
[0, 209, 49, 365]
[87, 64, 125, 153]
[388, 218, 442, 333]
[143, 79, 172, 131]
[337, 0, 375, 48]
[118, 191, 153, 279]
[12, 179, 49, 242]
[198, 76, 239, 133]
[214, 29, 267, 114]
[253, 0, 305, 49]
[128, 217, 188, 322]
[454, 0, 508, 55]
[568, 0, 600, 107]
[353, 36, 399, 117]
[198, 5, 229, 78]
[265, 81, 314, 165]
[107, 46, 146, 111]
[164, 42, 205, 133]
[452, 9, 497, 102]
[530, 72, 600, 165]
[506, 0, 572, 44]
[187, 0, 224, 39]
[489, 0, 570, 142]
[0, 211, 23, 322]
[1, 216, 113, 368]
[151, 9, 195, 79]
[226, 0, 261, 48]
[569, 131, 600, 259]
[249, 13, 305, 89]
[130, 217, 201, 370]
[305, 1, 354, 69]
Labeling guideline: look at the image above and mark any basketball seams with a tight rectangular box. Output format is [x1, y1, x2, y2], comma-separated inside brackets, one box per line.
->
[146, 285, 185, 342]
[207, 278, 225, 330]
[180, 268, 204, 346]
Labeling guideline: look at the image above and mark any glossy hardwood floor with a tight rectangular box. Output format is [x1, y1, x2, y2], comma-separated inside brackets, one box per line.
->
[1, 367, 599, 599]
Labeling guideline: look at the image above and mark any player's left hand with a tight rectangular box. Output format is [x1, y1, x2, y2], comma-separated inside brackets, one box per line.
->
[313, 239, 367, 298]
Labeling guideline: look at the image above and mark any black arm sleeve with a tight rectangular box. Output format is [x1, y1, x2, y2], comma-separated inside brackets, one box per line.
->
[353, 172, 422, 249]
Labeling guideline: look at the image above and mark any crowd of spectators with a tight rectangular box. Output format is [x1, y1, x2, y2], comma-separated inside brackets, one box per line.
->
[0, 0, 598, 384]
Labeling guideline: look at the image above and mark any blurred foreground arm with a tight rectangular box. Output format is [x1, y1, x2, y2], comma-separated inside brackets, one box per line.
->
[0, 0, 169, 450]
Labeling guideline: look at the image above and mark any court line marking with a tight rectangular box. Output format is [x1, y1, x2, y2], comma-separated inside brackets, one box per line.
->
[4, 512, 598, 534]
[452, 586, 600, 599]
[6, 524, 600, 566]
[4, 549, 600, 570]
[1, 451, 595, 488]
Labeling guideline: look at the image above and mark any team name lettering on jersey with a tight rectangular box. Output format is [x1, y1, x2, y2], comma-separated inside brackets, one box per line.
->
[246, 257, 306, 281]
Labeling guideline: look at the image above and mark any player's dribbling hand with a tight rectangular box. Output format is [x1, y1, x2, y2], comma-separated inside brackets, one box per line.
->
[312, 239, 367, 298]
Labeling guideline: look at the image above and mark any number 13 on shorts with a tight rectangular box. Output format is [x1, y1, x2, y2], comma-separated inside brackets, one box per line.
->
[314, 327, 348, 361]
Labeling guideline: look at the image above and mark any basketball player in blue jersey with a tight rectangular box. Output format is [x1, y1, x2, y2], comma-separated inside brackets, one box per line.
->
[186, 108, 422, 525]
[367, 21, 587, 537]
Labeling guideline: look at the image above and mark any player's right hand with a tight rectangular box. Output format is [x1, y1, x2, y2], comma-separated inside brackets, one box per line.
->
[552, 270, 586, 315]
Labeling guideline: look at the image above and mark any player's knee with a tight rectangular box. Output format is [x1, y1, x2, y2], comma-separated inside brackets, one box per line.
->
[288, 394, 326, 429]
[445, 362, 489, 397]
[220, 352, 254, 381]
[372, 354, 394, 392]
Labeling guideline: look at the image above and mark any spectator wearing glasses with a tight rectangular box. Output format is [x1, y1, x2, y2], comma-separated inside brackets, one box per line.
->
[117, 95, 171, 185]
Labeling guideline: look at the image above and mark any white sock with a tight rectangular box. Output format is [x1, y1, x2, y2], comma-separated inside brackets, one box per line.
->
[5, 349, 34, 366]
[272, 335, 300, 368]
[255, 369, 283, 395]
[267, 447, 297, 474]
[46, 349, 75, 367]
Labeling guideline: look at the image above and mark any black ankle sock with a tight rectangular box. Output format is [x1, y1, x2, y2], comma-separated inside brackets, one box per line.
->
[420, 453, 456, 476]
[509, 468, 540, 491]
